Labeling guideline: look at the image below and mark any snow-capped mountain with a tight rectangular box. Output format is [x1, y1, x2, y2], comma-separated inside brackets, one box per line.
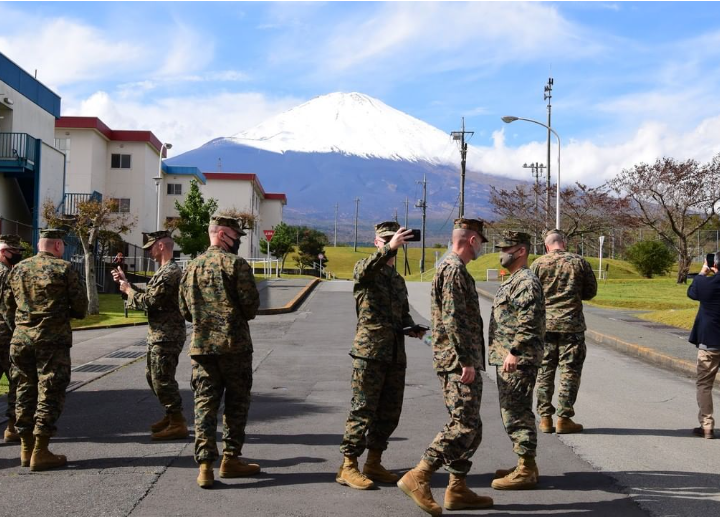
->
[170, 92, 522, 242]
[226, 92, 462, 165]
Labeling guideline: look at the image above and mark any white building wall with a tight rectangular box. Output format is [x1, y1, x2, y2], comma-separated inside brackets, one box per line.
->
[54, 128, 108, 194]
[38, 142, 65, 214]
[0, 79, 56, 142]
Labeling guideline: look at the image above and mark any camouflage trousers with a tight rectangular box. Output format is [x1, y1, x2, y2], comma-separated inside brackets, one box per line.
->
[423, 368, 483, 476]
[10, 344, 71, 437]
[191, 353, 252, 464]
[536, 332, 587, 419]
[497, 366, 538, 458]
[340, 358, 405, 458]
[1, 343, 17, 419]
[146, 342, 183, 414]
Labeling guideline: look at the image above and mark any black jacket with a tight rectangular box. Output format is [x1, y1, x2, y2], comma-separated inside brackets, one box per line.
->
[687, 273, 720, 349]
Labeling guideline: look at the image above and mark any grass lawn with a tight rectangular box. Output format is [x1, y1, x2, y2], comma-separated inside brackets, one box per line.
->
[0, 374, 7, 396]
[72, 293, 147, 329]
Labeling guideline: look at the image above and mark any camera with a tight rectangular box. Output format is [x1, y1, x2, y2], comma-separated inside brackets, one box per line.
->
[407, 229, 421, 242]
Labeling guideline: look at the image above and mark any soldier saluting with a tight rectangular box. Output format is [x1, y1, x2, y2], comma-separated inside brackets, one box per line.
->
[337, 221, 424, 490]
[112, 230, 188, 440]
[2, 228, 87, 471]
[489, 231, 545, 491]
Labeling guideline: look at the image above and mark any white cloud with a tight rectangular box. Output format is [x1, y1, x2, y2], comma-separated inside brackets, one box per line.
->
[63, 90, 303, 156]
[468, 116, 720, 186]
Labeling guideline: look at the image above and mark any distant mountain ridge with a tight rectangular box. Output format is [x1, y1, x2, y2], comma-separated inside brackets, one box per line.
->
[170, 92, 523, 241]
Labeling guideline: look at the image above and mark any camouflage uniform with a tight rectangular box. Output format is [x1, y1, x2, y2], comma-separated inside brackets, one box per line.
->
[340, 225, 415, 458]
[489, 232, 545, 458]
[2, 231, 87, 437]
[531, 241, 597, 419]
[422, 218, 488, 476]
[126, 246, 186, 416]
[1, 259, 17, 420]
[179, 218, 259, 464]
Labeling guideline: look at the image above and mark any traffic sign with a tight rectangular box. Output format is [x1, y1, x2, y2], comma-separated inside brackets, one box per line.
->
[263, 230, 275, 242]
[318, 253, 324, 260]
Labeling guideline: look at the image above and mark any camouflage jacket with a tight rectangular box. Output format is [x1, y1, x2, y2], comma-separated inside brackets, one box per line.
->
[0, 262, 12, 345]
[350, 244, 414, 365]
[127, 260, 186, 344]
[530, 250, 597, 332]
[431, 252, 485, 372]
[2, 252, 87, 347]
[488, 266, 545, 367]
[179, 246, 260, 355]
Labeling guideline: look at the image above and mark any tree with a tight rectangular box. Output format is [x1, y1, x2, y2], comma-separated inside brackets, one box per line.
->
[259, 222, 296, 273]
[625, 240, 676, 278]
[611, 155, 720, 283]
[295, 227, 329, 271]
[169, 179, 218, 258]
[42, 198, 135, 315]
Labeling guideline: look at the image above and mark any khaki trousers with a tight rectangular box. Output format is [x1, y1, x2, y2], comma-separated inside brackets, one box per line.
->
[696, 349, 720, 429]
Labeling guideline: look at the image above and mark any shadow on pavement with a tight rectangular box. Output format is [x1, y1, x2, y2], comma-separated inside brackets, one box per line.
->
[246, 433, 343, 446]
[582, 427, 702, 438]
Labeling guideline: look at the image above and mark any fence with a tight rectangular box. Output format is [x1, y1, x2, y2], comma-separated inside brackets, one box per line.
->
[0, 217, 32, 243]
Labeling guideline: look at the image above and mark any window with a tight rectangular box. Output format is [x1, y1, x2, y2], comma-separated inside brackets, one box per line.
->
[111, 153, 132, 169]
[110, 198, 131, 213]
[167, 183, 182, 195]
[55, 138, 71, 163]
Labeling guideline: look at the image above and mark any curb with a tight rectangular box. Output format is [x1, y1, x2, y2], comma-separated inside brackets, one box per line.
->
[257, 278, 321, 315]
[475, 286, 720, 387]
[73, 321, 148, 332]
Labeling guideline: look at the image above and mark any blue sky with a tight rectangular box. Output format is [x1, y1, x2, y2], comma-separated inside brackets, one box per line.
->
[2, 1, 720, 184]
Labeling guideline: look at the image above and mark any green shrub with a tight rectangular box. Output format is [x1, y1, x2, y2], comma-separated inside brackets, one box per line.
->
[625, 240, 676, 278]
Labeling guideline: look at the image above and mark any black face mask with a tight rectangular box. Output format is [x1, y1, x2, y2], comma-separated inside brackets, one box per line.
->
[226, 236, 240, 255]
[6, 251, 22, 266]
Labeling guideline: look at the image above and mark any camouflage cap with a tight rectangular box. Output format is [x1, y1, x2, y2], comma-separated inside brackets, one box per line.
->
[142, 230, 173, 249]
[374, 221, 400, 238]
[39, 228, 67, 240]
[0, 234, 22, 250]
[210, 215, 247, 236]
[543, 228, 566, 240]
[495, 230, 532, 248]
[454, 218, 488, 243]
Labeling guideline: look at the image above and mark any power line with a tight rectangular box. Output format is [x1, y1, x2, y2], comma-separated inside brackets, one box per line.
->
[439, 193, 460, 233]
[450, 117, 474, 218]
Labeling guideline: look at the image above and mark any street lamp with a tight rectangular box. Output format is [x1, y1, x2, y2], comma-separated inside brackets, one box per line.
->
[502, 116, 561, 230]
[155, 142, 172, 231]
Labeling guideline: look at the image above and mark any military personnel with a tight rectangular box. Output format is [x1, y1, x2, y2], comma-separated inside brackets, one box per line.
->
[531, 229, 597, 434]
[179, 215, 260, 489]
[2, 229, 87, 471]
[112, 230, 188, 440]
[337, 222, 425, 491]
[489, 231, 545, 490]
[0, 234, 24, 443]
[399, 218, 493, 516]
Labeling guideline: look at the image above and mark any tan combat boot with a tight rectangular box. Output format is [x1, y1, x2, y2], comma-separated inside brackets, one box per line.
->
[197, 461, 214, 488]
[363, 449, 399, 483]
[30, 435, 67, 471]
[336, 456, 376, 490]
[491, 456, 537, 490]
[149, 413, 170, 433]
[219, 455, 260, 478]
[494, 463, 539, 479]
[444, 474, 494, 510]
[4, 416, 20, 443]
[151, 412, 188, 441]
[19, 433, 35, 467]
[397, 459, 442, 516]
[539, 416, 554, 434]
[556, 417, 583, 434]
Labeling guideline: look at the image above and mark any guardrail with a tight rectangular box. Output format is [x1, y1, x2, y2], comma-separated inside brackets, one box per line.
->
[0, 132, 37, 165]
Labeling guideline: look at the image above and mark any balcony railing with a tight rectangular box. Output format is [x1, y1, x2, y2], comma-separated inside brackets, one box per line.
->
[0, 132, 37, 166]
[62, 191, 103, 215]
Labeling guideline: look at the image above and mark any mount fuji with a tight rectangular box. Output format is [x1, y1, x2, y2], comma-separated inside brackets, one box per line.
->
[169, 92, 522, 241]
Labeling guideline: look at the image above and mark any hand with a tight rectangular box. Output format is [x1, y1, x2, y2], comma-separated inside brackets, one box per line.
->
[112, 267, 127, 283]
[502, 353, 519, 373]
[388, 227, 414, 251]
[119, 280, 130, 295]
[408, 329, 426, 339]
[460, 366, 476, 384]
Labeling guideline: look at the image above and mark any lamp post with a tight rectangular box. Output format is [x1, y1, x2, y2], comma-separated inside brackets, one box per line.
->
[502, 116, 561, 230]
[155, 142, 172, 231]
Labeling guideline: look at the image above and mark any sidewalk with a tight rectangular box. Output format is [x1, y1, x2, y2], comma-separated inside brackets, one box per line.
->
[474, 280, 714, 385]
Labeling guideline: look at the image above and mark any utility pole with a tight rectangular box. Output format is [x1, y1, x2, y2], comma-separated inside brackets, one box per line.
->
[544, 77, 554, 229]
[415, 174, 427, 273]
[353, 197, 360, 252]
[333, 203, 338, 247]
[522, 162, 545, 254]
[451, 118, 474, 218]
[403, 197, 411, 275]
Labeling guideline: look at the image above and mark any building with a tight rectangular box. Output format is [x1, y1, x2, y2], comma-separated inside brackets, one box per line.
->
[55, 116, 206, 249]
[0, 52, 65, 245]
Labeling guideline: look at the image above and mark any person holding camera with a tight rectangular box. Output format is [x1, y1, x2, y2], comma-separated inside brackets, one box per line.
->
[398, 218, 493, 516]
[687, 252, 720, 440]
[337, 222, 425, 491]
